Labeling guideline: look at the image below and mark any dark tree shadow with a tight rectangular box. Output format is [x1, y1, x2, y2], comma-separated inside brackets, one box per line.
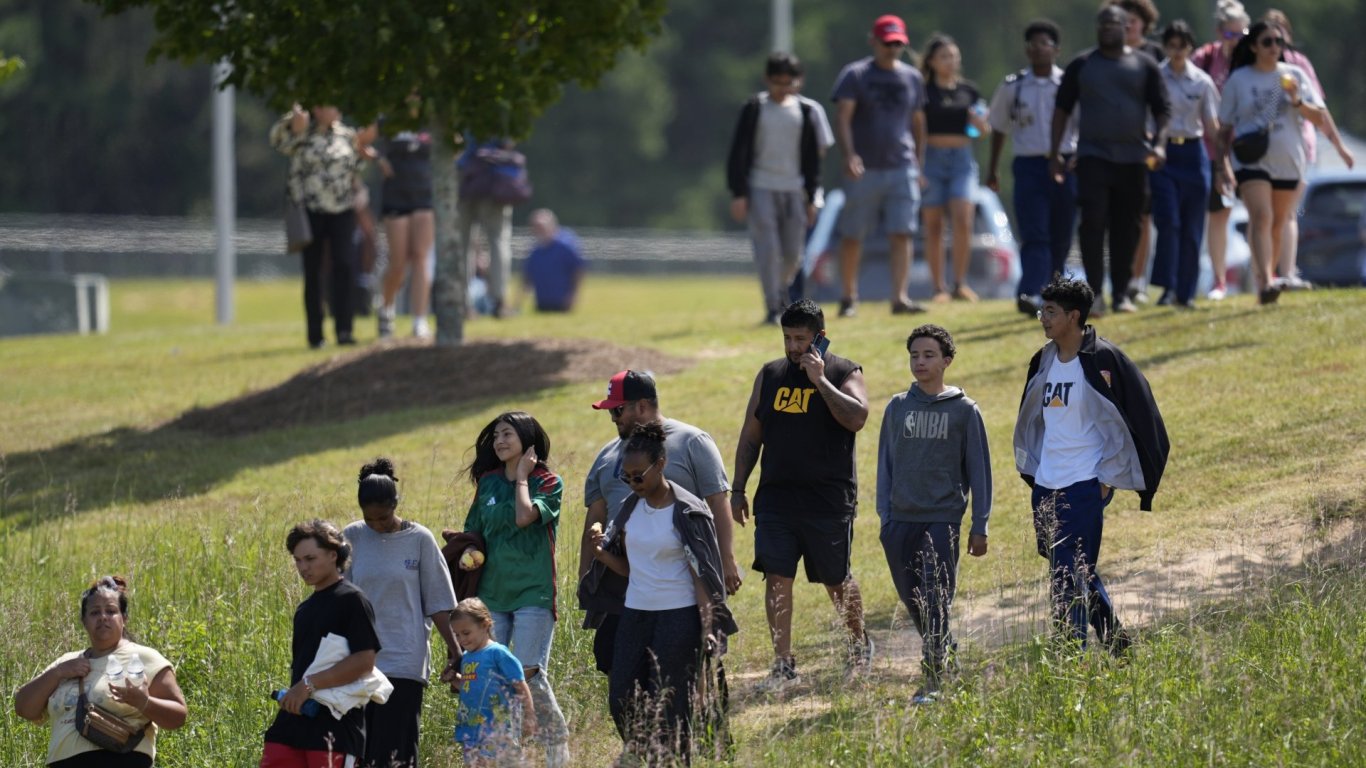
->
[0, 338, 688, 526]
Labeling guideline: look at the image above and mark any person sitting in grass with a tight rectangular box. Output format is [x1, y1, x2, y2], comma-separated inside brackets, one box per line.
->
[876, 324, 992, 704]
[1013, 276, 1169, 654]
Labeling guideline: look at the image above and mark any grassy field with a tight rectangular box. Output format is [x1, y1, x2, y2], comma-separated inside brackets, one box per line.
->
[1, 276, 1363, 767]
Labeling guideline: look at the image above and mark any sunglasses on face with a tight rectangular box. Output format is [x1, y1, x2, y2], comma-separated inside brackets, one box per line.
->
[618, 463, 659, 486]
[1221, 28, 1246, 40]
[610, 403, 628, 418]
[878, 39, 906, 48]
[1259, 36, 1285, 48]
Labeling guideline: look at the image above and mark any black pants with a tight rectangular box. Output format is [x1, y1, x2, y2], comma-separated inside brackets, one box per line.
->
[301, 209, 356, 345]
[1076, 157, 1147, 306]
[362, 677, 424, 768]
[610, 606, 703, 762]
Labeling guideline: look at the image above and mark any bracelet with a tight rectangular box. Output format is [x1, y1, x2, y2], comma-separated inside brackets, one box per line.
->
[515, 480, 529, 487]
[1291, 99, 1303, 108]
[302, 675, 316, 693]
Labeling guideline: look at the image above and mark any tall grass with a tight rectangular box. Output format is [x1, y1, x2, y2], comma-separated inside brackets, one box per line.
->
[1, 278, 1363, 766]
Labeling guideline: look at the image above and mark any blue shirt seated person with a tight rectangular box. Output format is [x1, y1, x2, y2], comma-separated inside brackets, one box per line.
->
[523, 209, 587, 312]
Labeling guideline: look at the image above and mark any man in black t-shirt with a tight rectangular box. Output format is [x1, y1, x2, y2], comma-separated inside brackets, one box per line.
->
[1050, 6, 1170, 316]
[262, 520, 382, 768]
[732, 299, 873, 692]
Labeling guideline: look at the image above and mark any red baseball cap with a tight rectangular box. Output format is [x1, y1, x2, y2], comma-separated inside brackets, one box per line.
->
[591, 370, 658, 410]
[872, 14, 909, 45]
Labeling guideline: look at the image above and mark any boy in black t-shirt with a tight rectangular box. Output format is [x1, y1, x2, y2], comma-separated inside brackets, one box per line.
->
[731, 299, 874, 692]
[262, 520, 382, 768]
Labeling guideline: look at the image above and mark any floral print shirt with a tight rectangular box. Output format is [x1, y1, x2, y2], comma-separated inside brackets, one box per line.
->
[270, 115, 365, 214]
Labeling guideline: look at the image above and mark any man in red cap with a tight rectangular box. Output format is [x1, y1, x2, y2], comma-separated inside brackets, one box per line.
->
[830, 14, 928, 317]
[577, 370, 742, 673]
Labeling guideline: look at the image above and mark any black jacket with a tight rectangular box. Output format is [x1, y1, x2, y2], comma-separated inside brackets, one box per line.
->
[577, 485, 739, 645]
[1014, 326, 1170, 510]
[725, 94, 822, 204]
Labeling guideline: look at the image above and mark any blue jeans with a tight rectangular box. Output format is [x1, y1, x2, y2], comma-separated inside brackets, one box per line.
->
[880, 520, 960, 684]
[1150, 140, 1210, 303]
[1031, 479, 1119, 647]
[489, 606, 568, 747]
[922, 145, 978, 208]
[1013, 155, 1078, 297]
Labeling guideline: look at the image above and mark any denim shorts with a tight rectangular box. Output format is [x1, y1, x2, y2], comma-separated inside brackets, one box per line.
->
[839, 166, 920, 240]
[921, 145, 978, 208]
[489, 606, 555, 670]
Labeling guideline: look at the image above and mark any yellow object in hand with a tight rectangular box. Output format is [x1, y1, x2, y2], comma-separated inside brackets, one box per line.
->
[1280, 72, 1295, 90]
[590, 522, 603, 536]
[459, 550, 485, 569]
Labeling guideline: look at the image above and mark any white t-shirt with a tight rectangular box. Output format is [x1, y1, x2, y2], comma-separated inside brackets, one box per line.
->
[749, 93, 834, 193]
[43, 642, 172, 764]
[1219, 63, 1321, 180]
[1035, 357, 1103, 489]
[623, 498, 697, 611]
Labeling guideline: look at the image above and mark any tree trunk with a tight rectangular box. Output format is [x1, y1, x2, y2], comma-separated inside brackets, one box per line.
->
[430, 132, 466, 346]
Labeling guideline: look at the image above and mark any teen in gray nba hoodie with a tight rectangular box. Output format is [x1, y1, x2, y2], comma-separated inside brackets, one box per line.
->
[876, 325, 991, 700]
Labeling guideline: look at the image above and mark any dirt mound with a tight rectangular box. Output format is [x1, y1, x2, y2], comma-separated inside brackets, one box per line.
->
[168, 337, 690, 437]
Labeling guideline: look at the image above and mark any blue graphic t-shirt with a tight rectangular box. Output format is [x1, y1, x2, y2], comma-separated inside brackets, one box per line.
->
[831, 57, 925, 169]
[454, 641, 525, 749]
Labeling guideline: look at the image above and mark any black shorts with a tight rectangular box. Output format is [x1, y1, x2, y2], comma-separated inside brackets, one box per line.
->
[1207, 159, 1229, 212]
[753, 513, 853, 586]
[1235, 169, 1299, 191]
[381, 205, 433, 218]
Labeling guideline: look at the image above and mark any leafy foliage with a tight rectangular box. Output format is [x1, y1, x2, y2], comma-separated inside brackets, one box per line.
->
[92, 0, 666, 140]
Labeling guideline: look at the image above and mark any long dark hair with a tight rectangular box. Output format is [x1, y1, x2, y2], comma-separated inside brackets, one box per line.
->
[920, 33, 957, 83]
[466, 411, 551, 485]
[1230, 20, 1285, 71]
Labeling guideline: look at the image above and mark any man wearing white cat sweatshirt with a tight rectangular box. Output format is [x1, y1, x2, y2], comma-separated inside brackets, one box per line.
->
[876, 324, 991, 703]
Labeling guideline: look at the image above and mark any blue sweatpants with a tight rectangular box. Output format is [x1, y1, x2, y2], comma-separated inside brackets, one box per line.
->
[880, 520, 960, 683]
[1031, 478, 1120, 647]
[1150, 140, 1210, 304]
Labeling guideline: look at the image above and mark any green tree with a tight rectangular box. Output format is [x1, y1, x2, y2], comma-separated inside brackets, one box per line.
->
[89, 0, 666, 345]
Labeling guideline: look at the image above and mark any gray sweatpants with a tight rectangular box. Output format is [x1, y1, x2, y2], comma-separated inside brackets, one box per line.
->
[748, 188, 808, 313]
[457, 196, 512, 308]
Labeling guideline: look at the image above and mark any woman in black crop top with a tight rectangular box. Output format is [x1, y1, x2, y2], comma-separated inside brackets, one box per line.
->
[920, 34, 990, 303]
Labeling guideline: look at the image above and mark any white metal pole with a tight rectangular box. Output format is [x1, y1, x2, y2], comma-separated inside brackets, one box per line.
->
[772, 0, 793, 53]
[212, 59, 236, 325]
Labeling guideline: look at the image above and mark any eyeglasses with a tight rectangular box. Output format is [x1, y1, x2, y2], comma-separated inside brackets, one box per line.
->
[1220, 28, 1246, 40]
[618, 463, 659, 486]
[1036, 307, 1066, 320]
[1258, 37, 1286, 48]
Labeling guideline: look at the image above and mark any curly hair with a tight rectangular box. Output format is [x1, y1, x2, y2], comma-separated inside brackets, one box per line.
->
[1041, 275, 1096, 325]
[907, 324, 957, 359]
[1108, 0, 1159, 33]
[358, 457, 399, 507]
[80, 575, 129, 619]
[623, 421, 668, 466]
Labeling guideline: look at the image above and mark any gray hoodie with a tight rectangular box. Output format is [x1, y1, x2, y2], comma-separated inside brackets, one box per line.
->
[876, 383, 992, 535]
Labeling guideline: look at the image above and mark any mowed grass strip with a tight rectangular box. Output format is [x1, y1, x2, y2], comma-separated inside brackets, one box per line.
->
[1, 277, 1363, 767]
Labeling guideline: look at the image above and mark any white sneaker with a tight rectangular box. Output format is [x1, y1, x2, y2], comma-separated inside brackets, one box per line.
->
[1207, 285, 1227, 301]
[755, 657, 799, 693]
[412, 316, 431, 338]
[377, 307, 395, 338]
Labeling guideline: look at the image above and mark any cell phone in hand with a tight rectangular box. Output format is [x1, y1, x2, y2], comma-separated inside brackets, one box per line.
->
[811, 333, 830, 359]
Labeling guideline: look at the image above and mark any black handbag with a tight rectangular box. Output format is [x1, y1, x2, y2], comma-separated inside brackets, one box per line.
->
[1231, 128, 1269, 164]
[74, 676, 149, 753]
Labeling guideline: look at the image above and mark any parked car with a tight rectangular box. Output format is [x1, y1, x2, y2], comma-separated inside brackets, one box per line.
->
[1294, 172, 1366, 286]
[804, 186, 1021, 302]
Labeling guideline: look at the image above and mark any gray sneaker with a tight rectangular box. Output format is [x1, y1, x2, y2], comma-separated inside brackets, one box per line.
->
[756, 656, 799, 693]
[844, 633, 875, 680]
[377, 307, 395, 338]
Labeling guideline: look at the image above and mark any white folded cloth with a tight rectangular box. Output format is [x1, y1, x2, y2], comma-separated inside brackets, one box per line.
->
[304, 633, 393, 719]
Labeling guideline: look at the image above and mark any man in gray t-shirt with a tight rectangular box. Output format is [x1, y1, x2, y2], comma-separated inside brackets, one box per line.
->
[577, 370, 739, 672]
[830, 14, 928, 318]
[1050, 6, 1170, 316]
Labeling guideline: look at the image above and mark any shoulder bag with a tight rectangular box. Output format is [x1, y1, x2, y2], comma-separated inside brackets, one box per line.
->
[74, 659, 150, 754]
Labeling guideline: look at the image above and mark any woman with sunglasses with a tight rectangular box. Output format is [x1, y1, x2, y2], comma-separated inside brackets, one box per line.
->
[1217, 20, 1326, 305]
[457, 411, 570, 767]
[1192, 0, 1250, 301]
[590, 422, 738, 765]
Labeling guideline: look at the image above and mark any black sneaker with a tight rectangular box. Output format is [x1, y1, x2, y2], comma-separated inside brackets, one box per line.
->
[838, 298, 857, 318]
[1259, 285, 1282, 305]
[337, 332, 357, 346]
[1017, 294, 1042, 316]
[890, 299, 926, 315]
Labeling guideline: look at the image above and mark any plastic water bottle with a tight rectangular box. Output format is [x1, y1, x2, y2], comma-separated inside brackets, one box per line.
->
[104, 657, 125, 687]
[271, 689, 322, 717]
[965, 100, 987, 139]
[126, 656, 146, 687]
